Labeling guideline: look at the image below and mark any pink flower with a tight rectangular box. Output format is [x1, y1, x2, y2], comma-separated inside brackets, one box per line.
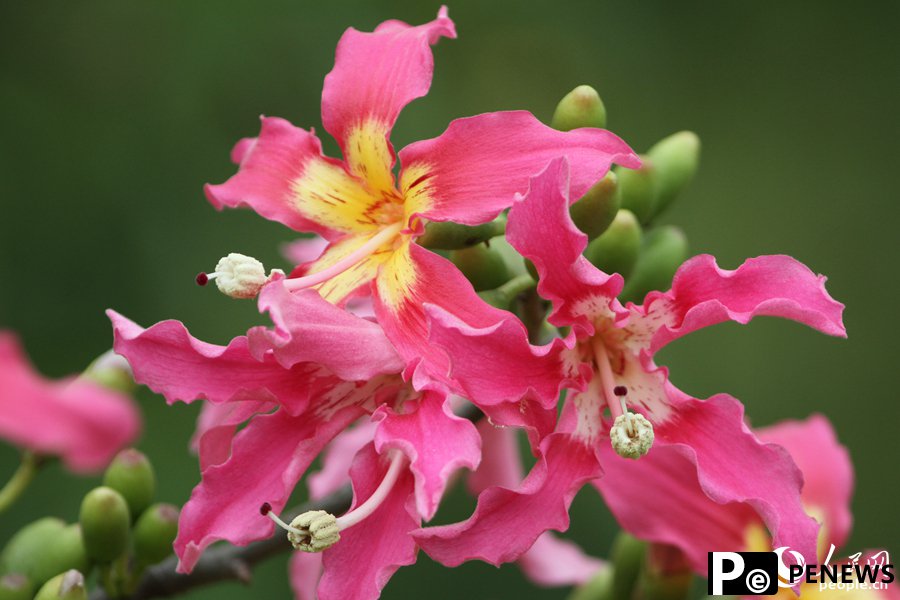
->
[413, 158, 846, 573]
[203, 7, 638, 388]
[600, 415, 898, 600]
[0, 331, 140, 472]
[108, 278, 481, 600]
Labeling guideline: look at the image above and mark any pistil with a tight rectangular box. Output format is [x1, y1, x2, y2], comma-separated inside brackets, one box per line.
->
[282, 222, 403, 293]
[261, 450, 406, 552]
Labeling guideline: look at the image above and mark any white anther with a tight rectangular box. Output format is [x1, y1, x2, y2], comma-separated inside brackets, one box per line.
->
[609, 412, 654, 459]
[209, 253, 282, 299]
[287, 510, 341, 553]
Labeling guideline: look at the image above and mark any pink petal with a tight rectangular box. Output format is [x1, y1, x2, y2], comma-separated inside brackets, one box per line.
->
[190, 400, 274, 471]
[204, 117, 351, 237]
[318, 444, 418, 600]
[594, 437, 758, 577]
[281, 236, 329, 266]
[175, 405, 362, 572]
[421, 298, 583, 412]
[636, 254, 846, 355]
[0, 332, 140, 472]
[519, 533, 605, 587]
[757, 415, 853, 549]
[289, 552, 323, 600]
[372, 242, 530, 392]
[399, 110, 639, 226]
[249, 280, 404, 380]
[308, 419, 377, 500]
[413, 433, 601, 567]
[654, 395, 818, 573]
[109, 310, 322, 416]
[506, 158, 628, 333]
[373, 391, 481, 520]
[472, 423, 603, 586]
[321, 7, 455, 191]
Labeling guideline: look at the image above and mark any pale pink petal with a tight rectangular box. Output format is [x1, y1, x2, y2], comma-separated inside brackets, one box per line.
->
[413, 433, 601, 567]
[373, 391, 481, 520]
[506, 158, 628, 333]
[468, 422, 523, 492]
[289, 552, 323, 600]
[653, 395, 818, 573]
[204, 117, 348, 237]
[321, 7, 455, 188]
[282, 236, 329, 266]
[249, 279, 404, 380]
[0, 332, 141, 472]
[519, 533, 605, 587]
[190, 400, 274, 471]
[634, 254, 846, 355]
[109, 310, 322, 416]
[757, 415, 853, 549]
[399, 110, 639, 226]
[318, 444, 418, 600]
[308, 419, 377, 500]
[174, 406, 362, 572]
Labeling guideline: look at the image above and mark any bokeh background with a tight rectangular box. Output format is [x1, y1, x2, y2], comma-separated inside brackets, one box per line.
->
[2, 1, 898, 598]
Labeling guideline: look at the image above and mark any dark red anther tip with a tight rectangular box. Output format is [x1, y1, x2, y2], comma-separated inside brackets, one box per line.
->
[259, 502, 272, 516]
[196, 272, 209, 286]
[613, 385, 628, 396]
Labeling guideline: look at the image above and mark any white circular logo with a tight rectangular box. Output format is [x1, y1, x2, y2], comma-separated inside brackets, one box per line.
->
[773, 546, 807, 588]
[745, 569, 771, 593]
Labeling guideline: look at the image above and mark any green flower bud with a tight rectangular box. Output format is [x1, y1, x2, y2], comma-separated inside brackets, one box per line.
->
[616, 157, 659, 225]
[417, 217, 506, 250]
[79, 487, 130, 563]
[567, 567, 614, 600]
[646, 131, 700, 219]
[610, 532, 647, 600]
[0, 574, 33, 600]
[585, 209, 642, 279]
[133, 503, 179, 566]
[0, 518, 86, 587]
[620, 226, 689, 304]
[103, 448, 156, 518]
[82, 351, 135, 394]
[551, 85, 607, 131]
[634, 544, 693, 600]
[570, 172, 620, 240]
[477, 274, 536, 310]
[34, 571, 87, 600]
[450, 244, 511, 292]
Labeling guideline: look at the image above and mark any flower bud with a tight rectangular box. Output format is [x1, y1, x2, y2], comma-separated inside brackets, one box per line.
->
[620, 226, 688, 303]
[0, 519, 87, 588]
[450, 244, 511, 292]
[103, 448, 156, 518]
[33, 571, 87, 600]
[79, 487, 130, 563]
[551, 85, 607, 131]
[646, 131, 700, 219]
[0, 574, 33, 600]
[82, 351, 135, 394]
[616, 157, 659, 225]
[568, 567, 614, 600]
[584, 209, 642, 279]
[133, 503, 179, 565]
[611, 532, 647, 600]
[570, 172, 620, 240]
[634, 544, 694, 600]
[417, 217, 505, 250]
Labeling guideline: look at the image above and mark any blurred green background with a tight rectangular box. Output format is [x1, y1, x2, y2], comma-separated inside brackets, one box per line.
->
[1, 1, 898, 598]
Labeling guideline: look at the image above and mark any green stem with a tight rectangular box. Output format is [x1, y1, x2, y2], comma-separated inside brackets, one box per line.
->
[0, 452, 41, 514]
